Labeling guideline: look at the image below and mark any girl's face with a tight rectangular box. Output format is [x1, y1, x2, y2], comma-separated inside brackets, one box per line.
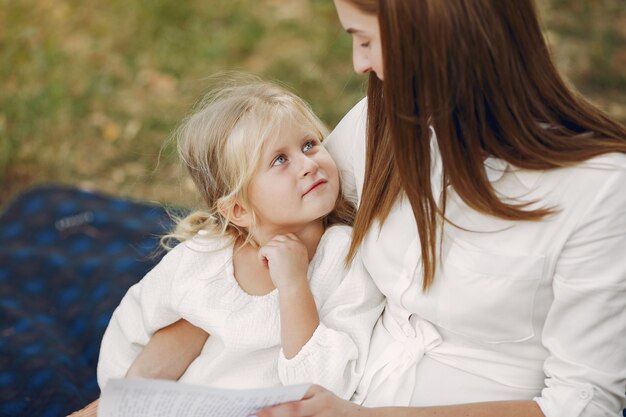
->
[247, 119, 340, 234]
[334, 0, 384, 80]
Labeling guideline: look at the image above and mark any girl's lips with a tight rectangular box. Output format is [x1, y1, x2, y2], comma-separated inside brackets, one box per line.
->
[303, 179, 327, 196]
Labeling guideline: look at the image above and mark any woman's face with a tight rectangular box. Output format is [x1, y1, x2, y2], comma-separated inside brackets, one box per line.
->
[333, 0, 384, 80]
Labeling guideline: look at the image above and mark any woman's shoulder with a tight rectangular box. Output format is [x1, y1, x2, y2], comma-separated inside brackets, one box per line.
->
[324, 97, 367, 150]
[534, 152, 626, 219]
[576, 151, 626, 199]
[554, 151, 626, 190]
[335, 97, 367, 135]
[530, 151, 626, 188]
[577, 151, 626, 171]
[341, 97, 368, 122]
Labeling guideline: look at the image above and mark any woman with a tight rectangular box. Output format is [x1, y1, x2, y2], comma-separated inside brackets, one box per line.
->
[259, 0, 626, 416]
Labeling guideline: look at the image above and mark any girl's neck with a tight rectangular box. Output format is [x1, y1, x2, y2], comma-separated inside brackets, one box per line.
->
[251, 219, 325, 261]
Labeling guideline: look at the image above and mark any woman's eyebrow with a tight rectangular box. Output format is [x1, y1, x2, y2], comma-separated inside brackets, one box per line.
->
[346, 28, 366, 35]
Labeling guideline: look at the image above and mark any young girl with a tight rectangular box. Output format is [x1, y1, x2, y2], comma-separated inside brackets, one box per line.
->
[96, 79, 384, 398]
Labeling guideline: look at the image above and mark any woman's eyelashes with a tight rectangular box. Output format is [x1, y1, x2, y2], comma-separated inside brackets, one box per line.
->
[352, 35, 370, 49]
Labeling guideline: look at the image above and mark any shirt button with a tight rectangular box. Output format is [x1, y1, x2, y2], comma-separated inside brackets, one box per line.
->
[578, 389, 591, 400]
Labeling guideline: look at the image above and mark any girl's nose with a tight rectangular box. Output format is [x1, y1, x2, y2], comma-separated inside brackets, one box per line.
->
[300, 155, 319, 177]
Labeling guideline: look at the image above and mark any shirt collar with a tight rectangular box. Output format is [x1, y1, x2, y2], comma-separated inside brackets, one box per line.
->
[483, 156, 543, 190]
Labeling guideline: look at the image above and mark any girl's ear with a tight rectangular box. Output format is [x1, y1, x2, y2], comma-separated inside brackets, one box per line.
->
[221, 200, 252, 229]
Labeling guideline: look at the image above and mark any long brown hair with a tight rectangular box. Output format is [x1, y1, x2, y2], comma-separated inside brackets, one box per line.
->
[345, 0, 626, 290]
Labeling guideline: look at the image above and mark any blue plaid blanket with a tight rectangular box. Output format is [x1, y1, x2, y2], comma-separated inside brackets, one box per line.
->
[0, 185, 175, 417]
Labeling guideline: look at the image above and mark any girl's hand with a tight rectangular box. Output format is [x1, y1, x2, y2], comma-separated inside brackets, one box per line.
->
[256, 385, 367, 417]
[260, 234, 319, 358]
[258, 234, 310, 291]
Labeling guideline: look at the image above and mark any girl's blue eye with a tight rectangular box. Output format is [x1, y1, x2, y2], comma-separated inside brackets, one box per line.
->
[272, 155, 287, 166]
[303, 140, 315, 152]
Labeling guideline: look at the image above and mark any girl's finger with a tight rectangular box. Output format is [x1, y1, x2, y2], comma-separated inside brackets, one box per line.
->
[257, 248, 269, 267]
[270, 235, 289, 242]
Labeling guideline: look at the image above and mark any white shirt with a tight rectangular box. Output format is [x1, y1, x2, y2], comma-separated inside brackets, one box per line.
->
[97, 225, 384, 399]
[324, 98, 626, 417]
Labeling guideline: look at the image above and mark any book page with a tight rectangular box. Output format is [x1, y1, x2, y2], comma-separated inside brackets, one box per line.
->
[98, 379, 311, 417]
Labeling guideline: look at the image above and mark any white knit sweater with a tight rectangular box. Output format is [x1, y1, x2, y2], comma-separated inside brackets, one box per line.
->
[97, 225, 384, 399]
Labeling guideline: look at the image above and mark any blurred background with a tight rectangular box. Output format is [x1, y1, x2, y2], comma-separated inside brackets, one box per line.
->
[1, 0, 625, 210]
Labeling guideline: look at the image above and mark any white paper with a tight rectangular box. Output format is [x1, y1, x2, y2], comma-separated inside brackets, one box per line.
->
[98, 379, 311, 417]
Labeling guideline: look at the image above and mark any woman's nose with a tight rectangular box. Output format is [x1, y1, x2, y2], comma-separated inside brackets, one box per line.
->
[353, 50, 371, 75]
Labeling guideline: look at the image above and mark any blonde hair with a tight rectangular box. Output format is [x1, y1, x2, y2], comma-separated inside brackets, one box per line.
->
[162, 77, 355, 249]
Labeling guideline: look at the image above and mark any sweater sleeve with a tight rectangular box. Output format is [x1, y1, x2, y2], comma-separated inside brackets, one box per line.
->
[534, 164, 626, 417]
[277, 227, 385, 400]
[96, 245, 186, 389]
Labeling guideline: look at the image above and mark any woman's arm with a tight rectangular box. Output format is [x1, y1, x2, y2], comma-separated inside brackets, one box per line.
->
[256, 385, 545, 417]
[125, 318, 208, 379]
[67, 319, 208, 417]
[534, 162, 626, 417]
[67, 399, 98, 417]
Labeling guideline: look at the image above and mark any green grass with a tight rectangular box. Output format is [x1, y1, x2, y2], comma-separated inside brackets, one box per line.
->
[1, 0, 624, 208]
